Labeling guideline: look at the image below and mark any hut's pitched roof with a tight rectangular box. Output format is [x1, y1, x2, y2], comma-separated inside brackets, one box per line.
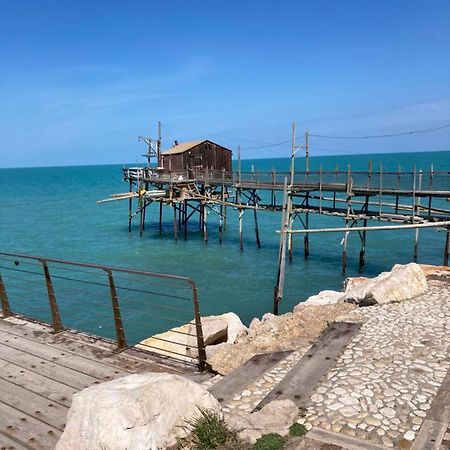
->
[162, 140, 205, 155]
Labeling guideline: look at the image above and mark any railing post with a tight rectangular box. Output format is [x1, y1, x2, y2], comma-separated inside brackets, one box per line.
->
[0, 273, 12, 318]
[106, 269, 127, 350]
[190, 281, 206, 371]
[40, 261, 63, 332]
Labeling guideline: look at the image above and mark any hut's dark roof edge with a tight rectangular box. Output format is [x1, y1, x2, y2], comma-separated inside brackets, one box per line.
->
[162, 140, 232, 155]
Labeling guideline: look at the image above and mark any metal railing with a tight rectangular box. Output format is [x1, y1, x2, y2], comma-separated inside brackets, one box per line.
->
[123, 167, 450, 195]
[0, 252, 207, 370]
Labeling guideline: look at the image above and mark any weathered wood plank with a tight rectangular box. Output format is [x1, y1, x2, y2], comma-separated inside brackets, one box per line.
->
[0, 379, 68, 431]
[0, 360, 76, 408]
[208, 351, 292, 404]
[0, 331, 127, 382]
[0, 318, 184, 374]
[0, 431, 30, 450]
[0, 344, 99, 391]
[256, 322, 361, 409]
[0, 402, 60, 450]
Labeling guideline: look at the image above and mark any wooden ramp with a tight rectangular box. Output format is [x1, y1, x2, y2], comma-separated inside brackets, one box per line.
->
[0, 316, 196, 450]
[256, 322, 361, 410]
[208, 351, 292, 404]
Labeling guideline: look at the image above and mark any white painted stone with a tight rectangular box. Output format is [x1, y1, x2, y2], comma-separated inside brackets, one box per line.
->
[404, 430, 415, 441]
[56, 373, 221, 450]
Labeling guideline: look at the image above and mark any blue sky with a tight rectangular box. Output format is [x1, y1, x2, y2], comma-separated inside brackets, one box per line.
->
[1, 0, 450, 167]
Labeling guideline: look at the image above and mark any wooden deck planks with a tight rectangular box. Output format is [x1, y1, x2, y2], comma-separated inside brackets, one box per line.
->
[256, 322, 361, 409]
[0, 379, 68, 431]
[0, 402, 60, 450]
[0, 432, 30, 450]
[0, 316, 195, 450]
[0, 330, 129, 381]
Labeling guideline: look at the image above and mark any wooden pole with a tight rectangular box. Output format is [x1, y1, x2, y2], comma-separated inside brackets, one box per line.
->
[290, 122, 296, 186]
[159, 201, 163, 234]
[184, 201, 188, 241]
[304, 211, 309, 258]
[239, 209, 244, 251]
[128, 179, 133, 232]
[253, 190, 261, 248]
[342, 219, 349, 274]
[237, 145, 241, 185]
[305, 130, 310, 173]
[173, 203, 178, 241]
[203, 204, 208, 243]
[359, 219, 367, 273]
[444, 229, 450, 266]
[273, 178, 289, 315]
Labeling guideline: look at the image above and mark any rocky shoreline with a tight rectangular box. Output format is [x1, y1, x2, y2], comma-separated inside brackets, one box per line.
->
[56, 262, 450, 450]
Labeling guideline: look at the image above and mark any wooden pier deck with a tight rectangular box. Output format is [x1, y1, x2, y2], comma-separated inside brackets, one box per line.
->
[0, 315, 199, 450]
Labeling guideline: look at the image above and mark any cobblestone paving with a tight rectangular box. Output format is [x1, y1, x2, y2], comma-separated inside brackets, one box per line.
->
[299, 278, 450, 448]
[202, 349, 310, 417]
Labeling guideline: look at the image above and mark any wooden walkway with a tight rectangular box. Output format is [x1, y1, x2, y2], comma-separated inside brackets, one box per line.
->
[0, 316, 198, 450]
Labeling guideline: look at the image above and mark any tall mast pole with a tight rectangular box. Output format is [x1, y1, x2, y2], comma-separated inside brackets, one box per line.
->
[157, 121, 161, 167]
[305, 130, 310, 173]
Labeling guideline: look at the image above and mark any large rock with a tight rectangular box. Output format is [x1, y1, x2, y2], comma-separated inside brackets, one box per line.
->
[295, 290, 343, 308]
[56, 373, 221, 450]
[343, 276, 368, 292]
[341, 263, 427, 307]
[136, 312, 247, 363]
[227, 400, 298, 444]
[208, 303, 355, 375]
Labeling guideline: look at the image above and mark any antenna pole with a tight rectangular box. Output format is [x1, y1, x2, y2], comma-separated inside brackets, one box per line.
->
[157, 121, 161, 167]
[305, 130, 310, 173]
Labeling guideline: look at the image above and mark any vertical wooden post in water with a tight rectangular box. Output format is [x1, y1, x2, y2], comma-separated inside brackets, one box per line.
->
[359, 218, 368, 273]
[253, 190, 261, 248]
[444, 229, 450, 266]
[128, 179, 133, 232]
[0, 273, 12, 318]
[159, 201, 163, 234]
[173, 203, 178, 241]
[41, 261, 63, 333]
[273, 178, 289, 315]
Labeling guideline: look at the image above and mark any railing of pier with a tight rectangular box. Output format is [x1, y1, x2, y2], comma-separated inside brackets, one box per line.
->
[0, 252, 207, 370]
[123, 167, 450, 194]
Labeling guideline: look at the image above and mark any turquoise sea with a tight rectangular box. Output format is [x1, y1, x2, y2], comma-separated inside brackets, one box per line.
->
[0, 151, 449, 341]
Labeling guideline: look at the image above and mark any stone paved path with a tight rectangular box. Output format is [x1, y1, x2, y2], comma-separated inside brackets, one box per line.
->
[202, 276, 450, 449]
[300, 277, 450, 448]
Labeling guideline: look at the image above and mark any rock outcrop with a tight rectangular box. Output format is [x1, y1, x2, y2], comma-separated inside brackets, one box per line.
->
[340, 262, 427, 306]
[56, 373, 221, 450]
[208, 303, 355, 375]
[227, 400, 298, 444]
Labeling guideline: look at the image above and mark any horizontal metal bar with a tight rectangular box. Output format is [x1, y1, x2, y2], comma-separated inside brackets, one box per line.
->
[281, 220, 450, 234]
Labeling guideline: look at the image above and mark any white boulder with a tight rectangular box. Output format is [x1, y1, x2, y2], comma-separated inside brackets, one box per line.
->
[341, 263, 427, 306]
[56, 373, 221, 450]
[295, 290, 343, 309]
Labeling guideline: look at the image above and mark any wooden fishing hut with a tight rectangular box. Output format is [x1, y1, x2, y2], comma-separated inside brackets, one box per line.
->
[161, 140, 232, 176]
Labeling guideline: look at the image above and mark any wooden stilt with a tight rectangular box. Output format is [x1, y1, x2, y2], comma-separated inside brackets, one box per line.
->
[304, 211, 309, 258]
[359, 219, 367, 273]
[273, 178, 289, 315]
[139, 199, 144, 237]
[184, 201, 188, 241]
[253, 190, 261, 248]
[128, 180, 133, 232]
[173, 203, 178, 241]
[239, 209, 244, 251]
[203, 204, 208, 243]
[413, 228, 419, 262]
[444, 229, 450, 266]
[342, 219, 349, 274]
[159, 201, 163, 234]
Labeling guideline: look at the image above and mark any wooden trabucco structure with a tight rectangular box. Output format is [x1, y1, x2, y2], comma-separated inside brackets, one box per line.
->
[161, 140, 232, 174]
[101, 156, 450, 314]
